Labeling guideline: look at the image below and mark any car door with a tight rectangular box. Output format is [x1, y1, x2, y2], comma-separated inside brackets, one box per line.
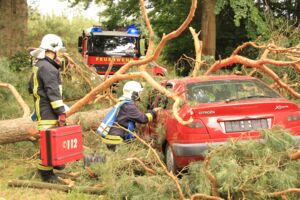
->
[141, 84, 174, 141]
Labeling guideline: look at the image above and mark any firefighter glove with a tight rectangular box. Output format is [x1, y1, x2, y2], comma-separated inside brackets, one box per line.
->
[58, 114, 66, 126]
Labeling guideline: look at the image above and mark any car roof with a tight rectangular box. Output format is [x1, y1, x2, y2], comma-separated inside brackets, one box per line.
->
[166, 75, 256, 85]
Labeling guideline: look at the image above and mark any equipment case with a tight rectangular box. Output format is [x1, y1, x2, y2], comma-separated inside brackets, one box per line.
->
[40, 125, 83, 166]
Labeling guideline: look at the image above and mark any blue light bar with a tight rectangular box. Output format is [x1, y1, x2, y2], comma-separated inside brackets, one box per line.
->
[127, 24, 139, 34]
[88, 26, 102, 33]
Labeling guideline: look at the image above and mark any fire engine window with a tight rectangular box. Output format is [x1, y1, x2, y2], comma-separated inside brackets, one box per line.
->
[88, 36, 139, 57]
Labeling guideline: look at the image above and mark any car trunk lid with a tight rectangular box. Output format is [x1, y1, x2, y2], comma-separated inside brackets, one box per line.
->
[188, 99, 298, 141]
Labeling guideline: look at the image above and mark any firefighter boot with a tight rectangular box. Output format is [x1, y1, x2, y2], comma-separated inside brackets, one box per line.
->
[53, 164, 65, 170]
[38, 169, 59, 183]
[106, 144, 117, 152]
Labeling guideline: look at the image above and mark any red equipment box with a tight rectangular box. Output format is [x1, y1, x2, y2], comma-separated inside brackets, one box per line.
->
[40, 125, 83, 166]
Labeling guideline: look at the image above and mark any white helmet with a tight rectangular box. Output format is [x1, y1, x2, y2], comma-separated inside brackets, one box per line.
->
[40, 34, 65, 52]
[123, 81, 144, 99]
[30, 34, 65, 59]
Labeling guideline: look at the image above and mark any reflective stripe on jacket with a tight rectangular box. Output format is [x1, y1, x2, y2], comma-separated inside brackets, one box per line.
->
[28, 57, 65, 130]
[101, 99, 156, 144]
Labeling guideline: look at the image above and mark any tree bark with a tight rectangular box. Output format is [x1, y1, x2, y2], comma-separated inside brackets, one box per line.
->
[0, 109, 109, 145]
[0, 0, 28, 57]
[201, 0, 216, 56]
[296, 0, 300, 26]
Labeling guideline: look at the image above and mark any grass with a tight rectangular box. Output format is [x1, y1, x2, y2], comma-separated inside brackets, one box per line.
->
[0, 130, 177, 200]
[0, 133, 102, 200]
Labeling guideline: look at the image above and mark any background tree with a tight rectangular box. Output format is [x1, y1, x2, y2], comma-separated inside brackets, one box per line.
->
[66, 0, 268, 60]
[201, 0, 216, 56]
[27, 12, 97, 50]
[0, 0, 28, 57]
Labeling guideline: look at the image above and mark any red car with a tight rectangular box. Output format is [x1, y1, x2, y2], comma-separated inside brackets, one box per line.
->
[144, 75, 300, 172]
[146, 61, 167, 76]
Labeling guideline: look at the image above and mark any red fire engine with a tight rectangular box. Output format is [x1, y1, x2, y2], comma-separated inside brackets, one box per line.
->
[78, 25, 167, 76]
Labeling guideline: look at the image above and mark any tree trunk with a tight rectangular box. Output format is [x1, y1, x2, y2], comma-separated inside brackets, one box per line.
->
[0, 109, 109, 145]
[296, 0, 300, 26]
[201, 0, 216, 56]
[0, 0, 28, 57]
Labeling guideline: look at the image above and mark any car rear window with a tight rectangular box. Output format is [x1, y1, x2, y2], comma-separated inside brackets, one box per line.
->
[186, 79, 281, 103]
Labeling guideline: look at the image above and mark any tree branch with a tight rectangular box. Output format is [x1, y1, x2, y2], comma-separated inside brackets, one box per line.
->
[117, 125, 186, 200]
[204, 156, 220, 197]
[269, 188, 300, 197]
[204, 53, 300, 98]
[290, 150, 300, 160]
[189, 27, 203, 77]
[190, 194, 223, 200]
[67, 0, 197, 125]
[126, 157, 157, 175]
[0, 83, 30, 118]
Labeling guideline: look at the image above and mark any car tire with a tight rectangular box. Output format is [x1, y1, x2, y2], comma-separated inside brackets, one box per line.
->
[165, 143, 177, 173]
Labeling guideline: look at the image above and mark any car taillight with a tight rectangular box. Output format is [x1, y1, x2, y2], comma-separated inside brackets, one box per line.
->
[185, 120, 203, 128]
[288, 115, 300, 122]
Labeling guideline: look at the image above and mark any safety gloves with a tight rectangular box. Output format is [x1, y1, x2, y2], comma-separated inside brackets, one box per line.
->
[58, 114, 66, 126]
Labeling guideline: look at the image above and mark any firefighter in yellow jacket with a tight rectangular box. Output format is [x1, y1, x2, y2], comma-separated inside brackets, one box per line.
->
[28, 34, 67, 183]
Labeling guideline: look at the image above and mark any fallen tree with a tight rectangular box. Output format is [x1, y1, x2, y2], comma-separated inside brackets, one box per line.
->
[0, 109, 109, 144]
[2, 0, 299, 145]
[0, 0, 197, 144]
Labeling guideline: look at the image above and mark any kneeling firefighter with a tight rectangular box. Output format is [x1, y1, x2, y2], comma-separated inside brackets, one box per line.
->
[97, 81, 160, 151]
[28, 34, 68, 183]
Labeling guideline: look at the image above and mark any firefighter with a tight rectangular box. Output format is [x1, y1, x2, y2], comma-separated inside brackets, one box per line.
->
[28, 34, 67, 183]
[98, 81, 160, 151]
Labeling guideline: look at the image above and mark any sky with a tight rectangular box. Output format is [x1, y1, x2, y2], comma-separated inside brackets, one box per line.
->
[27, 0, 101, 21]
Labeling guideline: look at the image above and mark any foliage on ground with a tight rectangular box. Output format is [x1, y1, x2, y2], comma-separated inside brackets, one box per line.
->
[183, 127, 300, 199]
[1, 123, 300, 200]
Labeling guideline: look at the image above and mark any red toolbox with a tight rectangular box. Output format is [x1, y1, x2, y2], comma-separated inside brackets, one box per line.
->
[40, 125, 83, 166]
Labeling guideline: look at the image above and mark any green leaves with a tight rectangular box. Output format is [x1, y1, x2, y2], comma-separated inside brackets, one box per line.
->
[28, 12, 97, 51]
[216, 0, 269, 38]
[186, 126, 300, 199]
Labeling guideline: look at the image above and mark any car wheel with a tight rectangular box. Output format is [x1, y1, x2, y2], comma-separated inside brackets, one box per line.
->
[165, 144, 177, 173]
